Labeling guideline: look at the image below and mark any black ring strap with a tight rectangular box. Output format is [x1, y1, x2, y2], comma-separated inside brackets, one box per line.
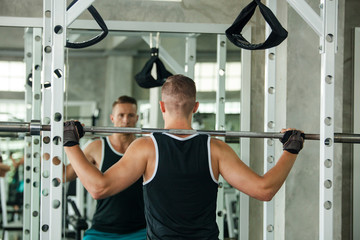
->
[66, 0, 108, 49]
[226, 0, 288, 50]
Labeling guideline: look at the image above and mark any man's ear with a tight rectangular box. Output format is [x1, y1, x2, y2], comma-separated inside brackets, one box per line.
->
[110, 114, 114, 123]
[193, 102, 199, 113]
[159, 101, 165, 113]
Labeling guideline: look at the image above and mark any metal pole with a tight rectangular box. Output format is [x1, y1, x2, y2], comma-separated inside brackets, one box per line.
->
[23, 28, 33, 240]
[353, 27, 360, 240]
[215, 34, 227, 239]
[185, 35, 197, 79]
[319, 1, 337, 239]
[30, 27, 42, 240]
[239, 26, 251, 240]
[49, 0, 66, 238]
[40, 0, 53, 238]
[264, 0, 277, 238]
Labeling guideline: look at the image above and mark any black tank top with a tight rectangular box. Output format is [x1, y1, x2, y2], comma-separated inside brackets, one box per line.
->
[91, 137, 146, 233]
[144, 133, 219, 240]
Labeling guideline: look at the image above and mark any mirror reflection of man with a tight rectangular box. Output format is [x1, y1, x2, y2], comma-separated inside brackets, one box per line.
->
[65, 96, 146, 240]
[0, 152, 10, 177]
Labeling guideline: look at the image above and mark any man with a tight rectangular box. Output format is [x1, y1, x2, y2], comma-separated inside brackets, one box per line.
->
[0, 153, 10, 177]
[64, 75, 304, 239]
[65, 96, 146, 240]
[8, 153, 24, 212]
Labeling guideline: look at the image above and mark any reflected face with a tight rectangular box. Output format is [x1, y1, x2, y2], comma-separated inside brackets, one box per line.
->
[110, 103, 138, 128]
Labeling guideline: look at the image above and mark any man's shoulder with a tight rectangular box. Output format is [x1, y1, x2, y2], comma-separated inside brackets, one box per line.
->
[128, 136, 155, 152]
[133, 136, 153, 145]
[210, 137, 225, 146]
[124, 136, 155, 160]
[83, 138, 103, 151]
[209, 137, 228, 153]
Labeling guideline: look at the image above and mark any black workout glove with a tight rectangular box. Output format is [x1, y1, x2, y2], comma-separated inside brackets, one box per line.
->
[280, 130, 305, 154]
[63, 121, 85, 147]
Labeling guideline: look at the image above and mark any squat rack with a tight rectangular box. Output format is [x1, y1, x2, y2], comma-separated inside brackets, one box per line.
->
[0, 0, 342, 240]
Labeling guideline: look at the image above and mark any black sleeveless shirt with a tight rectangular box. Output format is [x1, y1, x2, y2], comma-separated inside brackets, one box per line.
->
[91, 137, 146, 233]
[144, 133, 219, 240]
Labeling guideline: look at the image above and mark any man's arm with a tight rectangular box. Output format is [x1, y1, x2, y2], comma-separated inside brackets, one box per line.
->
[0, 163, 10, 177]
[214, 129, 303, 201]
[64, 139, 100, 182]
[64, 137, 149, 200]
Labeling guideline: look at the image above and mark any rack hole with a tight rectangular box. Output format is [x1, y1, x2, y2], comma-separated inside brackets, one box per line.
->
[43, 117, 50, 124]
[42, 188, 49, 196]
[268, 52, 275, 60]
[42, 224, 49, 232]
[52, 156, 61, 166]
[267, 224, 274, 232]
[325, 138, 333, 147]
[43, 153, 50, 161]
[33, 152, 40, 159]
[44, 46, 52, 53]
[45, 10, 51, 18]
[325, 75, 333, 84]
[324, 117, 332, 126]
[219, 69, 225, 76]
[268, 87, 275, 94]
[43, 136, 50, 144]
[324, 201, 332, 210]
[52, 200, 61, 209]
[54, 25, 63, 34]
[52, 178, 61, 187]
[53, 136, 61, 145]
[326, 34, 334, 43]
[324, 159, 332, 168]
[54, 112, 62, 122]
[324, 180, 332, 189]
[43, 170, 49, 178]
[54, 69, 63, 78]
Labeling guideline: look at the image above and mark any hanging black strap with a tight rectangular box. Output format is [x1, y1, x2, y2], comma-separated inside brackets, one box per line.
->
[135, 48, 173, 89]
[225, 0, 288, 50]
[66, 0, 108, 49]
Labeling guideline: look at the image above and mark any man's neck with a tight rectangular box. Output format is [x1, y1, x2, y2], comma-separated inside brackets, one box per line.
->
[108, 133, 136, 153]
[164, 116, 193, 130]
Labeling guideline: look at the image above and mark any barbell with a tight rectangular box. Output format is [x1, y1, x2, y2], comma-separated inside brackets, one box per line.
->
[0, 121, 360, 143]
